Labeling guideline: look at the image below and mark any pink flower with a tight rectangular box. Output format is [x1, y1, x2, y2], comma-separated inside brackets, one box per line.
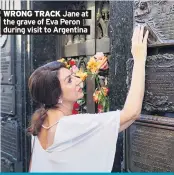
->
[94, 52, 104, 60]
[71, 65, 79, 73]
[94, 52, 109, 70]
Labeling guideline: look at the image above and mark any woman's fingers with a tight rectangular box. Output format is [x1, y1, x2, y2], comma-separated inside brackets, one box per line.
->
[131, 24, 149, 62]
[132, 25, 149, 44]
[143, 30, 149, 45]
[132, 25, 140, 43]
[139, 25, 144, 43]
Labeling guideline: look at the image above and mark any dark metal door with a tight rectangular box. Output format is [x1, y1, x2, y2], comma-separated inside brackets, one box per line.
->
[0, 0, 31, 172]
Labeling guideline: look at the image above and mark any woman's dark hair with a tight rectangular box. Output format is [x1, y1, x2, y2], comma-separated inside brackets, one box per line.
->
[27, 61, 66, 136]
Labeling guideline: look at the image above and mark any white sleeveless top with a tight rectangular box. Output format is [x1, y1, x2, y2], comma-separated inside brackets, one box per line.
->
[30, 110, 121, 172]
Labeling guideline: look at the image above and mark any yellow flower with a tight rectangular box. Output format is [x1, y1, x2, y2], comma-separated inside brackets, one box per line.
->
[93, 87, 109, 103]
[87, 56, 108, 74]
[76, 69, 88, 81]
[101, 87, 109, 96]
[57, 58, 70, 68]
[93, 90, 100, 103]
[58, 58, 65, 63]
[87, 57, 100, 74]
[65, 62, 70, 68]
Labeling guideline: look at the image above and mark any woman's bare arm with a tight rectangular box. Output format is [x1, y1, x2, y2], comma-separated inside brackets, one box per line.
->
[119, 25, 149, 129]
[119, 119, 135, 132]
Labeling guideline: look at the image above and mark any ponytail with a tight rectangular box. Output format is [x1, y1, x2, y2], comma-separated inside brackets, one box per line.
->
[27, 107, 48, 136]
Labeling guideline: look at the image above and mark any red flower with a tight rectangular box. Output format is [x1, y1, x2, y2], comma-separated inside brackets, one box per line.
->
[73, 102, 80, 109]
[72, 109, 78, 114]
[72, 102, 80, 114]
[69, 59, 76, 66]
[98, 104, 104, 113]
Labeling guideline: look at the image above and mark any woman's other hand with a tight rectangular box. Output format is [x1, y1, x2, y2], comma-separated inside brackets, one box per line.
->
[131, 25, 149, 63]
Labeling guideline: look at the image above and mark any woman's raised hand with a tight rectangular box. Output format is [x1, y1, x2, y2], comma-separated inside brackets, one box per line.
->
[131, 25, 149, 63]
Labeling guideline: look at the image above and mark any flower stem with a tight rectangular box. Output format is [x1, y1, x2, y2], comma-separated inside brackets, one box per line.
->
[95, 75, 101, 89]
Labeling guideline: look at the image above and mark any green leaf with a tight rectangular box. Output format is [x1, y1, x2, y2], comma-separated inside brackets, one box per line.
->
[98, 94, 102, 103]
[102, 99, 106, 109]
[77, 99, 86, 105]
[93, 74, 98, 79]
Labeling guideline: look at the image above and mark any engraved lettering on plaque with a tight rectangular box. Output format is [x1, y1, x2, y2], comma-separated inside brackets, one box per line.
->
[126, 122, 174, 172]
[1, 34, 14, 84]
[134, 0, 174, 46]
[1, 85, 15, 115]
[1, 120, 20, 160]
[126, 53, 174, 112]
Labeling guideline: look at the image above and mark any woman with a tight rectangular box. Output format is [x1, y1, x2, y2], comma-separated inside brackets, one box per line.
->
[28, 25, 149, 172]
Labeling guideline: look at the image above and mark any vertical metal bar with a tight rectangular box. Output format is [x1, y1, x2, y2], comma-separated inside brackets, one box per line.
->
[86, 74, 96, 113]
[2, 0, 5, 10]
[10, 0, 14, 10]
[6, 0, 9, 10]
[86, 1, 95, 41]
[25, 0, 33, 171]
[86, 1, 96, 113]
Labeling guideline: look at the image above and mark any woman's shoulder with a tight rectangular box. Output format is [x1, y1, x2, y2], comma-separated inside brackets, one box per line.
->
[60, 110, 121, 125]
